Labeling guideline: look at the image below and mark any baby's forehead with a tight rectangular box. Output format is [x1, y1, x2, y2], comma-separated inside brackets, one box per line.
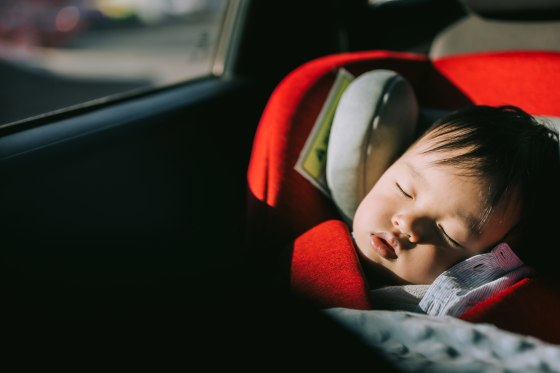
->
[401, 145, 496, 219]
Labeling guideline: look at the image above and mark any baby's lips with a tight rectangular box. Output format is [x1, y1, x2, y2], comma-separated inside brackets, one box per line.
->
[377, 232, 403, 254]
[370, 233, 398, 260]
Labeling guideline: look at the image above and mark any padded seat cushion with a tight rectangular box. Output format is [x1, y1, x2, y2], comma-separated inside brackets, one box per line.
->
[432, 51, 560, 116]
[246, 51, 430, 254]
[326, 69, 418, 223]
[247, 50, 560, 256]
[246, 49, 560, 344]
[290, 219, 372, 310]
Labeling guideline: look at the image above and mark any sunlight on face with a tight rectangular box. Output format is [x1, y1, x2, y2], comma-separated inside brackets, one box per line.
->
[352, 136, 520, 285]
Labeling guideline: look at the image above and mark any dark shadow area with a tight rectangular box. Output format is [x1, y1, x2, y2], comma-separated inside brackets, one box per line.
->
[0, 78, 260, 295]
[340, 0, 467, 53]
[2, 256, 399, 371]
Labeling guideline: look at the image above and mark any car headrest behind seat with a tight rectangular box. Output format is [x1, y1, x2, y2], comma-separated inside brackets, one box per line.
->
[463, 0, 560, 20]
[430, 0, 560, 59]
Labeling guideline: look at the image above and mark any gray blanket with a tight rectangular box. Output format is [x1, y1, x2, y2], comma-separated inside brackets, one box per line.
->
[324, 308, 560, 372]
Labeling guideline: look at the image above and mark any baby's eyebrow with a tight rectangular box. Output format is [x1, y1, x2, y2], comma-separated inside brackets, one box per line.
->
[464, 214, 483, 237]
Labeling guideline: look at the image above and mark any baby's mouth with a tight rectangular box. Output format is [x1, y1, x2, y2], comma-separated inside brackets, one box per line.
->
[370, 233, 398, 260]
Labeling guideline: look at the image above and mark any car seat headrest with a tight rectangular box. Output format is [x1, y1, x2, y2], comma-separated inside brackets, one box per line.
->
[463, 0, 560, 20]
[326, 69, 418, 224]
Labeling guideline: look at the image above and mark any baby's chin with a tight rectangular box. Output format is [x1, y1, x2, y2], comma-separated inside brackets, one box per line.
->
[354, 238, 381, 264]
[357, 245, 440, 286]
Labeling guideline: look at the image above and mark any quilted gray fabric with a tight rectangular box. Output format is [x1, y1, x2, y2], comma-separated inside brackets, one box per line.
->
[324, 308, 560, 372]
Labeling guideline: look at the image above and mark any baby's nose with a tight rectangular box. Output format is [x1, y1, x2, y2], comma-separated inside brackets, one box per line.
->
[391, 213, 421, 243]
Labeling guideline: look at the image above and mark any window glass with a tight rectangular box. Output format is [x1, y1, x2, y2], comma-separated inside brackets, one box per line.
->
[0, 0, 229, 126]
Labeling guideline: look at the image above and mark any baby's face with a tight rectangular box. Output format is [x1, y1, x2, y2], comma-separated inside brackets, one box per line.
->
[352, 136, 520, 285]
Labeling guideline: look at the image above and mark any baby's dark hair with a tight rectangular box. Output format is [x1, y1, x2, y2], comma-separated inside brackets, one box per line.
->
[420, 105, 560, 277]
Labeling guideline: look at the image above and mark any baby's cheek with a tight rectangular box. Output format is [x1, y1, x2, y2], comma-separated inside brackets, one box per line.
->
[398, 249, 447, 284]
[353, 205, 376, 236]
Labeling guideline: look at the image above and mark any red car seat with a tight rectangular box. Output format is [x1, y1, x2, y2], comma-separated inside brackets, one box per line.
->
[246, 2, 560, 345]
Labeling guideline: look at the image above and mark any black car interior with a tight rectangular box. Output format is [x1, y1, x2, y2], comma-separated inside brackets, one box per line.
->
[1, 0, 469, 301]
[2, 0, 558, 365]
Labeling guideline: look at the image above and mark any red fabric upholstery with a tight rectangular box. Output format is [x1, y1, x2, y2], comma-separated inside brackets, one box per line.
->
[432, 51, 560, 116]
[246, 51, 434, 255]
[290, 219, 372, 310]
[246, 49, 560, 344]
[460, 278, 560, 345]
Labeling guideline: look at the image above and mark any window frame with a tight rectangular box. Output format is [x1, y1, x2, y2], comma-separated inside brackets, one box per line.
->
[0, 0, 250, 133]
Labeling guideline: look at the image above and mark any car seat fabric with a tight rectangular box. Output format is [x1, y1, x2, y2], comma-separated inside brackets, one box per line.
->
[246, 49, 560, 344]
[430, 0, 560, 58]
[246, 50, 445, 257]
[290, 219, 372, 310]
[246, 49, 560, 254]
[326, 69, 418, 224]
[432, 51, 560, 116]
[430, 16, 560, 59]
[460, 278, 560, 345]
[463, 0, 560, 19]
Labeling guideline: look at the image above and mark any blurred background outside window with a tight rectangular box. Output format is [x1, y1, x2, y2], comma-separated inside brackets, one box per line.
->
[0, 0, 229, 125]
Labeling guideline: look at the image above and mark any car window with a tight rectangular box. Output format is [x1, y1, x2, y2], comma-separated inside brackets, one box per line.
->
[0, 0, 230, 126]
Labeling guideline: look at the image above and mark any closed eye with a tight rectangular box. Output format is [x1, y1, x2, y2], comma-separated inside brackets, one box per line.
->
[438, 224, 463, 249]
[396, 182, 413, 199]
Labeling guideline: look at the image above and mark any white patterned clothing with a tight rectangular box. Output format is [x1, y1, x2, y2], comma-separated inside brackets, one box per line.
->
[370, 242, 533, 317]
